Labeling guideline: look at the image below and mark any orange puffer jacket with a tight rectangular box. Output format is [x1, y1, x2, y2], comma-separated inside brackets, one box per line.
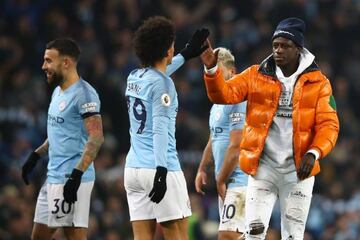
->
[204, 56, 339, 176]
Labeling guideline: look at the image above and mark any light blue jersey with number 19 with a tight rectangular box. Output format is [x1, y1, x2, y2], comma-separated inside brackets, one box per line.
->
[125, 54, 184, 171]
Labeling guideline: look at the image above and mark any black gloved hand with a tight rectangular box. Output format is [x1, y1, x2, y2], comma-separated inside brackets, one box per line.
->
[148, 166, 168, 204]
[180, 28, 210, 61]
[22, 151, 41, 185]
[63, 168, 83, 204]
[297, 153, 316, 180]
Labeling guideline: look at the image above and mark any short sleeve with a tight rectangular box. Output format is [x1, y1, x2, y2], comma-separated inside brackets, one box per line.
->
[75, 87, 101, 118]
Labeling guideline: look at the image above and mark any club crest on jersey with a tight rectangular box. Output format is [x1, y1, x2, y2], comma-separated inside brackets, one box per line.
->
[161, 93, 171, 107]
[59, 100, 66, 111]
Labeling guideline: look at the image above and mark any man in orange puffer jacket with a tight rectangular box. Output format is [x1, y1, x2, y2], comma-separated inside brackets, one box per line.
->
[200, 18, 339, 240]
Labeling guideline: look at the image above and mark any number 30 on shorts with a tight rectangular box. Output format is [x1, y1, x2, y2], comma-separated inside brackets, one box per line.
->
[222, 204, 236, 220]
[51, 198, 72, 215]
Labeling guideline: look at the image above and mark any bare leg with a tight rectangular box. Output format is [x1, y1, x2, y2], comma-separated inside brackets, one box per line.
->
[31, 223, 57, 240]
[218, 231, 243, 240]
[161, 217, 189, 240]
[132, 219, 157, 240]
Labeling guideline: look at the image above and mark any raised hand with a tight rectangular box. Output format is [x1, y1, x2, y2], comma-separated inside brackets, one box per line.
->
[200, 39, 219, 69]
[180, 28, 210, 61]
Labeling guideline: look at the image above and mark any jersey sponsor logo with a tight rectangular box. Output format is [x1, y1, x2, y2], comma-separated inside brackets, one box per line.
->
[48, 114, 65, 125]
[59, 100, 66, 111]
[161, 93, 171, 107]
[210, 126, 223, 133]
[81, 102, 97, 113]
[56, 215, 65, 219]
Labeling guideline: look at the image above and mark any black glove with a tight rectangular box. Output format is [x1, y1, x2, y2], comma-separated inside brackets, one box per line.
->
[63, 168, 83, 204]
[22, 151, 41, 185]
[297, 153, 316, 180]
[180, 28, 210, 61]
[148, 166, 167, 204]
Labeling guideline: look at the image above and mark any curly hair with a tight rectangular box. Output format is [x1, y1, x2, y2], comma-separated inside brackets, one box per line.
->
[133, 16, 175, 67]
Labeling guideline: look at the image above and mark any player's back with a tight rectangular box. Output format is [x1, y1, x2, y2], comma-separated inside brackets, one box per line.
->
[125, 68, 181, 171]
[209, 103, 248, 188]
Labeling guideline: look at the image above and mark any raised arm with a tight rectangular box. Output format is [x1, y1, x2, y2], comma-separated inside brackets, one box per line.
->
[201, 40, 251, 104]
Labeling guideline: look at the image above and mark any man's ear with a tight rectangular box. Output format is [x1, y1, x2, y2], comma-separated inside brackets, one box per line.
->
[166, 48, 172, 58]
[63, 57, 73, 69]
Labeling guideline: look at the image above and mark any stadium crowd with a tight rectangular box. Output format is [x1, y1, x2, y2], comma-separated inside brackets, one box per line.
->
[0, 0, 359, 239]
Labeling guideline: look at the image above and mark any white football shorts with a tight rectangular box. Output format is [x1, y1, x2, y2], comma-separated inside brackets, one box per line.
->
[218, 186, 246, 233]
[124, 168, 192, 223]
[34, 181, 94, 228]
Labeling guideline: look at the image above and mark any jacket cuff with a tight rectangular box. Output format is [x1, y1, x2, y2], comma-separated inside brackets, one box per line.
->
[307, 149, 320, 161]
[204, 64, 218, 75]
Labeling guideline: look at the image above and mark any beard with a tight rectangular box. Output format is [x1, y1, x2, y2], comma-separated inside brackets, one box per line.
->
[47, 70, 64, 88]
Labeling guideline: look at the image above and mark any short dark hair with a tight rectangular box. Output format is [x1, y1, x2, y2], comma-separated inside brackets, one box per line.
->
[46, 38, 81, 61]
[133, 16, 175, 67]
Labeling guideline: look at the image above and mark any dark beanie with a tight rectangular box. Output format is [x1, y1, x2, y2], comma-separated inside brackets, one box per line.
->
[272, 17, 305, 47]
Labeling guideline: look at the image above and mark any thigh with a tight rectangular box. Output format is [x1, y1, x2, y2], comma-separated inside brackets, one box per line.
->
[34, 183, 49, 225]
[161, 217, 189, 240]
[31, 222, 57, 240]
[245, 176, 278, 240]
[63, 227, 87, 240]
[132, 219, 157, 240]
[47, 181, 94, 228]
[279, 175, 314, 240]
[124, 168, 155, 221]
[219, 186, 246, 234]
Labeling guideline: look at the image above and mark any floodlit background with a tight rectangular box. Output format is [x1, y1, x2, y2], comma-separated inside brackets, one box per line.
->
[0, 0, 359, 239]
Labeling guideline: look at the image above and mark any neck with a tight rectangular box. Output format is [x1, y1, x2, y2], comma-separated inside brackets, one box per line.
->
[153, 58, 168, 73]
[279, 60, 299, 77]
[60, 69, 80, 91]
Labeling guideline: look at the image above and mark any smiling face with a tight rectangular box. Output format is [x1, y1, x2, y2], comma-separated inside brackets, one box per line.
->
[42, 49, 64, 86]
[272, 37, 301, 67]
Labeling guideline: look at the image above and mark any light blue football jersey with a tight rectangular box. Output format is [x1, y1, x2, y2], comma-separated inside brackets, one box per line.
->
[47, 79, 100, 184]
[125, 54, 184, 171]
[209, 103, 248, 188]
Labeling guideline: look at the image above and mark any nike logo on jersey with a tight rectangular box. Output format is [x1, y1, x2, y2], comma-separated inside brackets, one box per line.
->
[56, 215, 65, 219]
[158, 177, 162, 182]
[221, 219, 231, 224]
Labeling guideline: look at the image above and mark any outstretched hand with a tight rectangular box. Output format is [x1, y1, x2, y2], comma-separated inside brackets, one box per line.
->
[200, 39, 219, 69]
